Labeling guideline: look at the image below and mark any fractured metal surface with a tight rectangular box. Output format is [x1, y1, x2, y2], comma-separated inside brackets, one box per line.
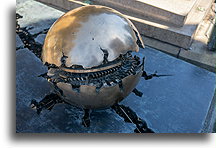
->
[41, 5, 145, 109]
[45, 51, 144, 109]
[57, 71, 142, 109]
[45, 49, 144, 109]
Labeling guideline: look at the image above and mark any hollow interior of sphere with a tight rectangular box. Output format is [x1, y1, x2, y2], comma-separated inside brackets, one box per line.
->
[46, 51, 143, 109]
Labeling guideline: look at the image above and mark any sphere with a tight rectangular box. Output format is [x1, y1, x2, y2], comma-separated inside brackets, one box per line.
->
[42, 5, 145, 109]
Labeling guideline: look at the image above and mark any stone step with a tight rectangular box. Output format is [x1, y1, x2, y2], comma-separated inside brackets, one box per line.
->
[37, 0, 213, 49]
[89, 0, 200, 27]
[142, 5, 216, 73]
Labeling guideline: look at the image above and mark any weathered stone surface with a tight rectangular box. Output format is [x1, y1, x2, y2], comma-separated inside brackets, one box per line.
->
[212, 3, 216, 13]
[142, 34, 216, 73]
[141, 35, 181, 57]
[17, 0, 28, 5]
[16, 48, 135, 133]
[16, 0, 64, 35]
[16, 48, 50, 103]
[16, 34, 24, 49]
[121, 47, 215, 133]
[35, 33, 46, 45]
[201, 91, 216, 133]
[179, 49, 216, 73]
[91, 0, 199, 27]
[129, 0, 213, 49]
[37, 0, 214, 49]
[16, 47, 215, 133]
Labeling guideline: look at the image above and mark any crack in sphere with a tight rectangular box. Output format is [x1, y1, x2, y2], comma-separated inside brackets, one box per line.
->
[42, 5, 145, 109]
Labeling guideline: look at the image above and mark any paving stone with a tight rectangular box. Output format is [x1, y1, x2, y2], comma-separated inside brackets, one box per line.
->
[121, 47, 216, 133]
[16, 0, 64, 35]
[142, 34, 216, 73]
[16, 48, 50, 104]
[17, 0, 29, 5]
[16, 47, 215, 133]
[201, 91, 216, 133]
[16, 34, 24, 49]
[16, 48, 135, 133]
[35, 33, 46, 45]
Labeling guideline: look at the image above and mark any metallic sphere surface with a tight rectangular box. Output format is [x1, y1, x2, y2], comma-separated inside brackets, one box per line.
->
[42, 5, 144, 68]
[42, 5, 145, 109]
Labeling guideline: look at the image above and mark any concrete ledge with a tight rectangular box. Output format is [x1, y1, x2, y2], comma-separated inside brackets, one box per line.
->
[89, 0, 189, 26]
[37, 0, 213, 49]
[143, 35, 216, 73]
[142, 36, 181, 57]
[179, 49, 216, 73]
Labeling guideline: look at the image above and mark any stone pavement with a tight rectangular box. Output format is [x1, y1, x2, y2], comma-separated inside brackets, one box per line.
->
[16, 0, 64, 36]
[16, 49, 135, 133]
[122, 48, 215, 133]
[16, 0, 216, 133]
[16, 34, 24, 49]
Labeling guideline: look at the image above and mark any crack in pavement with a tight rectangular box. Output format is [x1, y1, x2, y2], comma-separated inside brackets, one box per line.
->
[16, 12, 155, 133]
[16, 13, 48, 58]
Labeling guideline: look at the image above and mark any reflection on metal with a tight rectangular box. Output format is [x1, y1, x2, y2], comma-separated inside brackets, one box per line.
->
[42, 5, 144, 68]
[32, 5, 158, 132]
[41, 5, 145, 109]
[48, 52, 144, 109]
[60, 62, 122, 73]
[68, 0, 90, 6]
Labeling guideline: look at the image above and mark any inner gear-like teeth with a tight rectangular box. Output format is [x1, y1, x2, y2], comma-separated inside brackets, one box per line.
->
[46, 52, 143, 93]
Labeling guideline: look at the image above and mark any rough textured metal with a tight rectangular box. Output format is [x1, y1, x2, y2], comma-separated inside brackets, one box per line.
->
[57, 71, 143, 109]
[41, 5, 145, 109]
[42, 5, 144, 68]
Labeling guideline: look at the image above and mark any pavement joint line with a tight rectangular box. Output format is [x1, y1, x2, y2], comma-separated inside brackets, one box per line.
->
[176, 48, 182, 58]
[201, 88, 216, 133]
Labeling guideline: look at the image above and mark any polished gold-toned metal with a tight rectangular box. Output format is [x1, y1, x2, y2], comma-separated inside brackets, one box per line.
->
[60, 62, 121, 73]
[42, 5, 145, 109]
[42, 5, 144, 68]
